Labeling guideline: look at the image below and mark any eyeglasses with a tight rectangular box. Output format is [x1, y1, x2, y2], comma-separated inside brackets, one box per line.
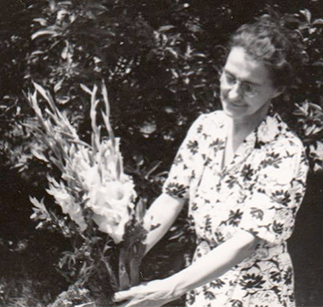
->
[220, 71, 260, 98]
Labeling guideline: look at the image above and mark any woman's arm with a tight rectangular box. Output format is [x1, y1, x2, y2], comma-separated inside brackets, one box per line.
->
[114, 230, 259, 307]
[167, 229, 258, 297]
[144, 193, 186, 255]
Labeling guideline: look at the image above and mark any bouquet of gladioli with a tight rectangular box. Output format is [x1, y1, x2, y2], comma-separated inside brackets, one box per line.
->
[27, 82, 147, 306]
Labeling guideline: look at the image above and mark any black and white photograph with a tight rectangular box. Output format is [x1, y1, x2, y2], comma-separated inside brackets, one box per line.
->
[0, 0, 322, 306]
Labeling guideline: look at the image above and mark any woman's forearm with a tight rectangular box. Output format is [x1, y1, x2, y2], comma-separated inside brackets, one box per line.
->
[166, 230, 259, 298]
[114, 228, 259, 307]
[144, 193, 185, 255]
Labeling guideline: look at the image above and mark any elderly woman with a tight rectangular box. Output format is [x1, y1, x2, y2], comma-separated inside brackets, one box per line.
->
[114, 15, 308, 307]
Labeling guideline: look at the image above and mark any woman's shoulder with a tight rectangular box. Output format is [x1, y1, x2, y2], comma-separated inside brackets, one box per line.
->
[186, 110, 227, 140]
[257, 113, 308, 180]
[262, 112, 306, 156]
[277, 114, 305, 149]
[193, 110, 227, 129]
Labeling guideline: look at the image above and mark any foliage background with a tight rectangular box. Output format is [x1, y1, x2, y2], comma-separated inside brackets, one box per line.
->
[0, 0, 322, 306]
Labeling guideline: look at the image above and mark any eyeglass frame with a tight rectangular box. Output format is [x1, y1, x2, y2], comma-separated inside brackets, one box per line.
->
[220, 70, 263, 98]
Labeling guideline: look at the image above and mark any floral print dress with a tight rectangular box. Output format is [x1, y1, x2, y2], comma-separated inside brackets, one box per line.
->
[163, 110, 308, 307]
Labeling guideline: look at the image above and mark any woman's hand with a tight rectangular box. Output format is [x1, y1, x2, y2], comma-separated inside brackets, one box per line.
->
[113, 279, 180, 307]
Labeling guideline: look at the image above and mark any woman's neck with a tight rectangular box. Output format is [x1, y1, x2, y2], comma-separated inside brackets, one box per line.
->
[229, 102, 270, 147]
[223, 111, 268, 169]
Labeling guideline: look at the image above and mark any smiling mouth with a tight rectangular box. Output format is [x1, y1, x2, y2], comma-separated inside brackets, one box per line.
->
[228, 102, 246, 108]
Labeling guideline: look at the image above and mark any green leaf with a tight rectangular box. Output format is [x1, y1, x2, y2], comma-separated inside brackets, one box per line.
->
[158, 25, 175, 32]
[31, 148, 49, 162]
[135, 198, 146, 222]
[313, 18, 323, 26]
[31, 29, 59, 40]
[300, 9, 311, 23]
[33, 18, 48, 26]
[80, 83, 92, 95]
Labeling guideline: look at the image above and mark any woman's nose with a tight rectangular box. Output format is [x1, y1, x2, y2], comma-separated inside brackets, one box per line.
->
[227, 83, 243, 100]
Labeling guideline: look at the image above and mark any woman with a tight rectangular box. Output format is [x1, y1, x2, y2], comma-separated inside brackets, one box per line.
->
[114, 15, 308, 307]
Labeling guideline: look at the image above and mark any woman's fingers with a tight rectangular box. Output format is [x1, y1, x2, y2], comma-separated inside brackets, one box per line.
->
[114, 283, 148, 302]
[113, 293, 146, 307]
[113, 281, 169, 307]
[113, 290, 132, 302]
[113, 301, 129, 307]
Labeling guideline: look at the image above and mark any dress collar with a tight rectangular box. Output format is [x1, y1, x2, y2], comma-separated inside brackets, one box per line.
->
[255, 110, 283, 147]
[222, 109, 283, 172]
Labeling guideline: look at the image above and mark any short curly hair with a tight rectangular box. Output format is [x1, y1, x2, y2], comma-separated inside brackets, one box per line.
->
[229, 14, 306, 89]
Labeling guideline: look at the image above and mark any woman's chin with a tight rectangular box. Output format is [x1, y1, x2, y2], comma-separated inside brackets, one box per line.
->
[222, 105, 245, 119]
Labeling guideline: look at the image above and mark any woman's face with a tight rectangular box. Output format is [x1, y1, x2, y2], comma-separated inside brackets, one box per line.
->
[220, 47, 282, 124]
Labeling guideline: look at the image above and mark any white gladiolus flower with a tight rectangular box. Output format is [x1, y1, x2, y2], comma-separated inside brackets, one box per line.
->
[86, 181, 136, 244]
[47, 181, 87, 231]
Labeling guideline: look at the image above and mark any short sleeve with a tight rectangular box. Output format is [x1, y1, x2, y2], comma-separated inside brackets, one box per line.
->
[239, 138, 308, 245]
[163, 114, 209, 199]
